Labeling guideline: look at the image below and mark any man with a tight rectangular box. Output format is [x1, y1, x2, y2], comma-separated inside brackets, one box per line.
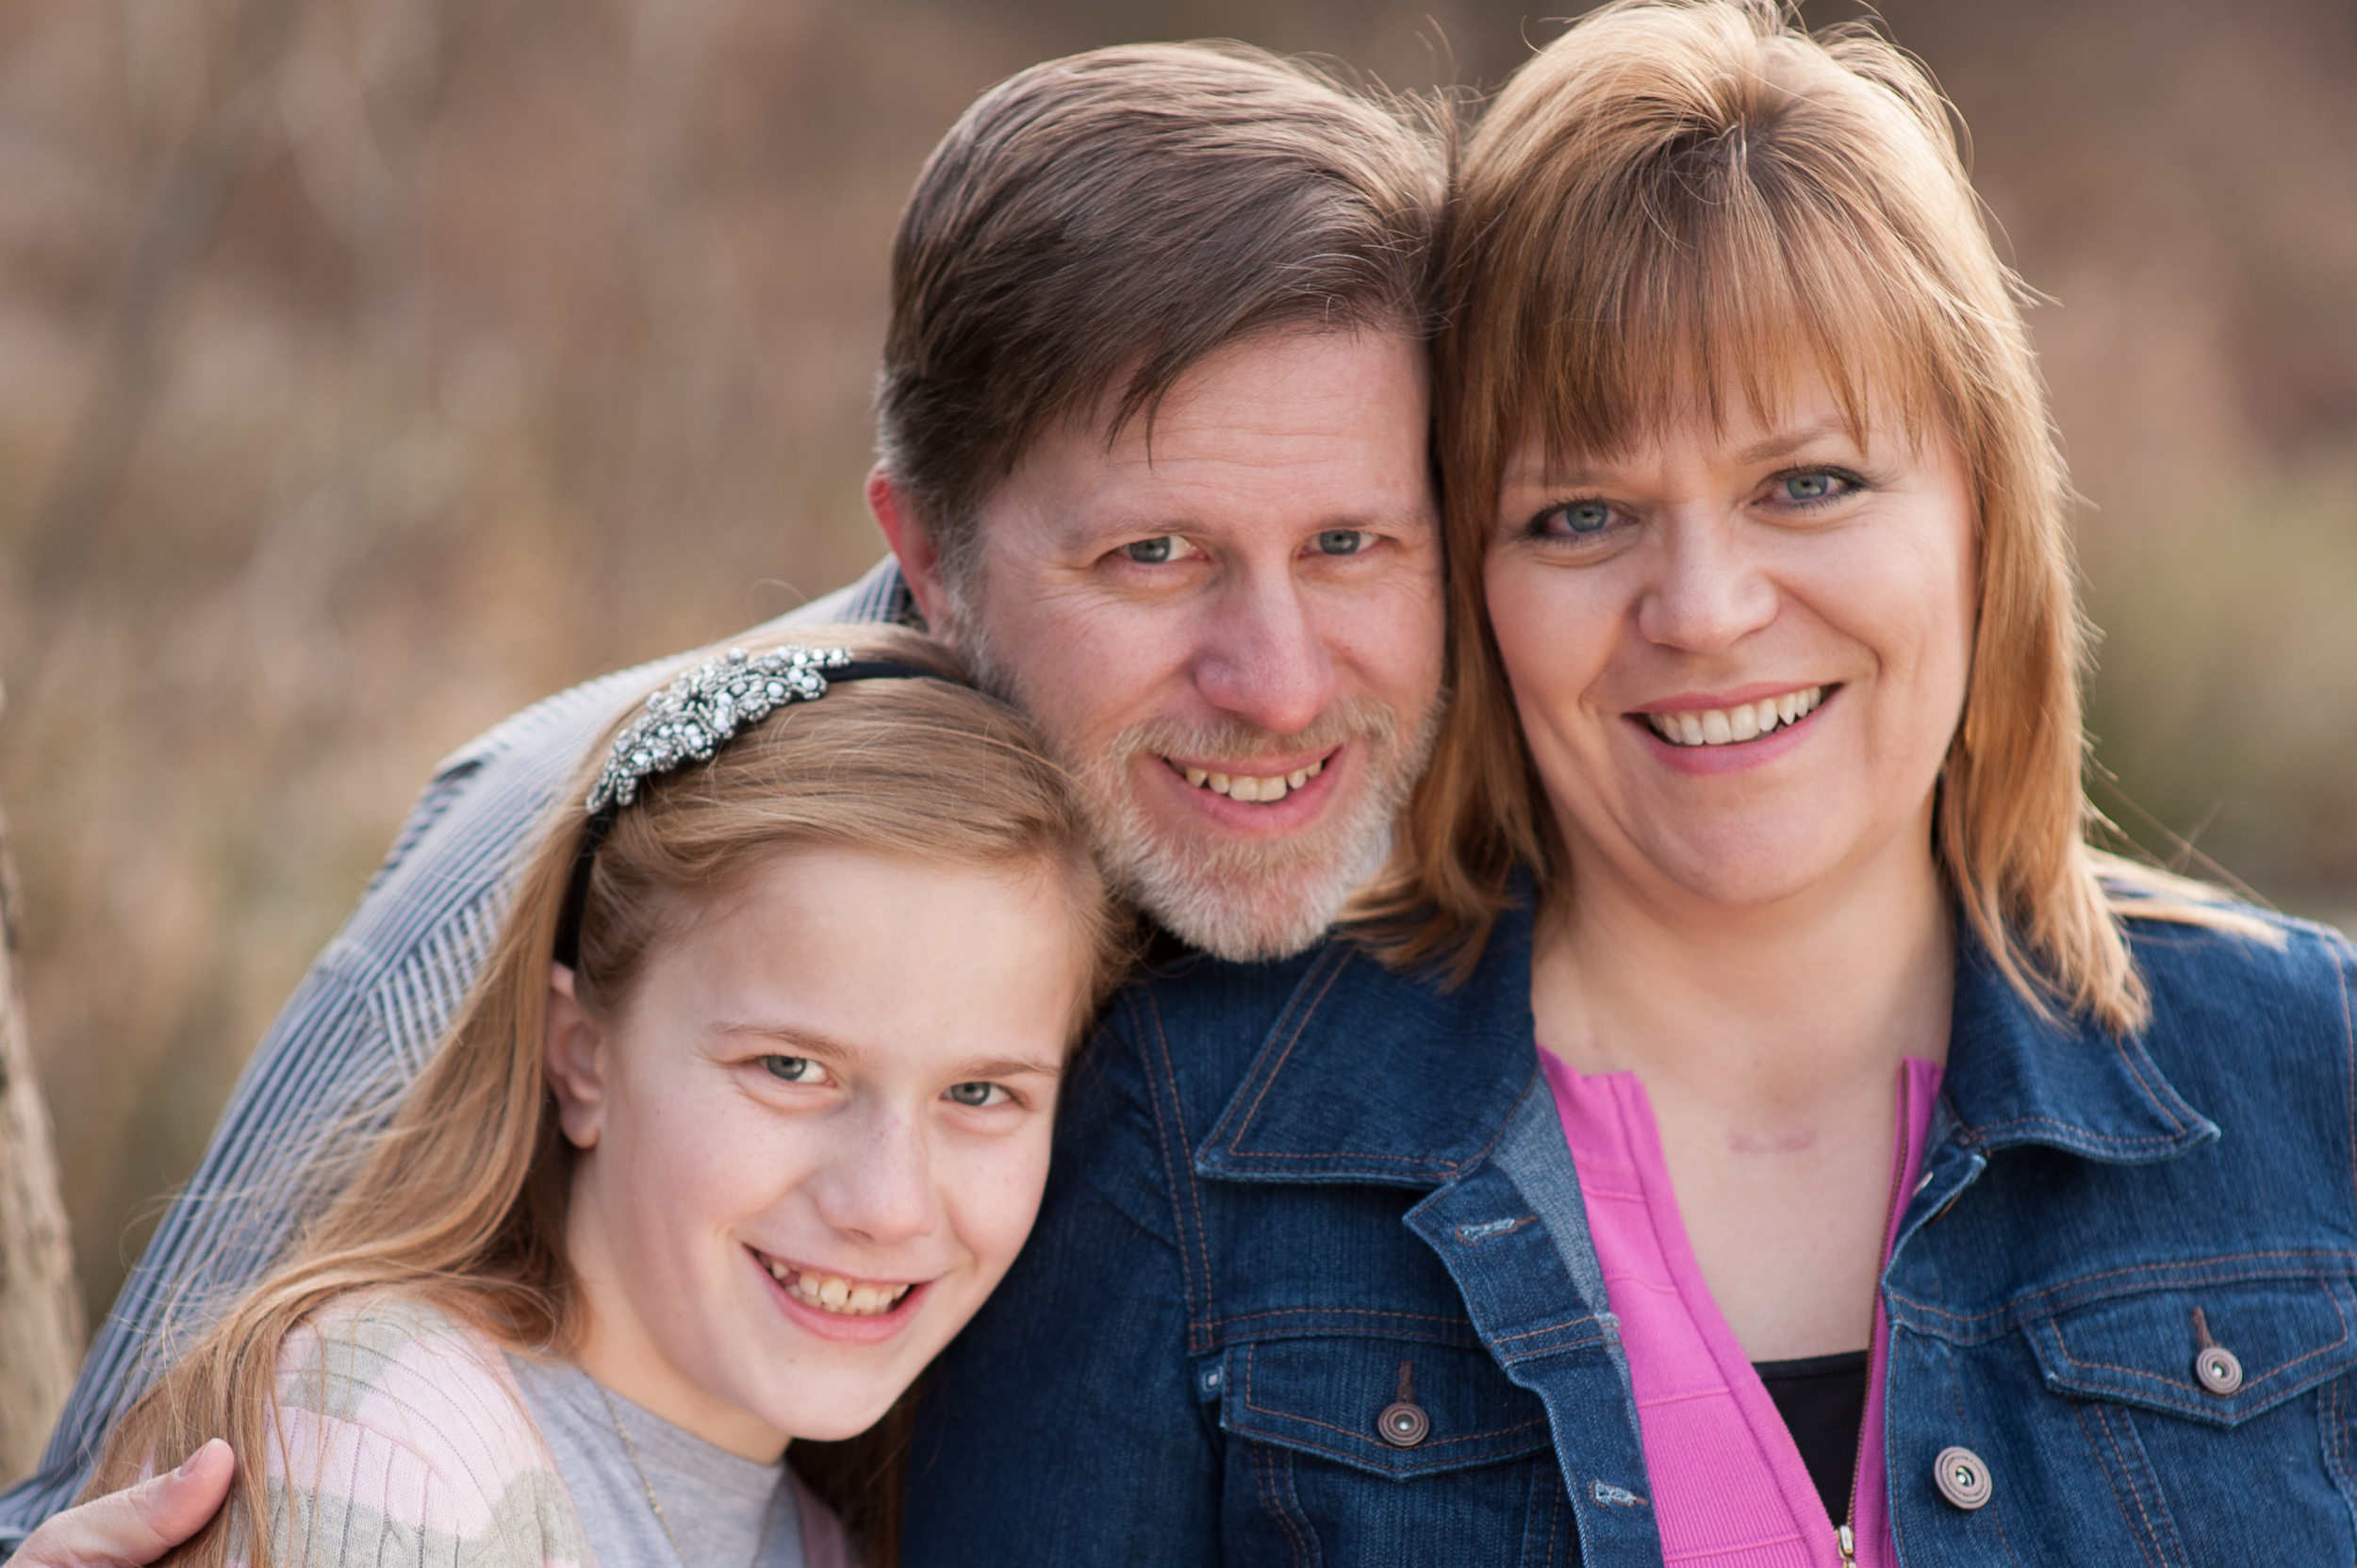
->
[4, 40, 1446, 1561]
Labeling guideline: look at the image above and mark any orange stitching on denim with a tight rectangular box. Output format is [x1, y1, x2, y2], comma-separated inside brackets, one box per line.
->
[1888, 1250, 2357, 1330]
[1135, 990, 1216, 1350]
[1222, 947, 1353, 1150]
[2046, 1282, 2352, 1395]
[2073, 1402, 2168, 1568]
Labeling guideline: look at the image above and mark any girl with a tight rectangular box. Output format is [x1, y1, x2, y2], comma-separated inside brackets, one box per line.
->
[89, 624, 1129, 1567]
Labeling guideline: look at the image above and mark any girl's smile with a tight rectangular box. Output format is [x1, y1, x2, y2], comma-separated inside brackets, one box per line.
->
[545, 847, 1093, 1459]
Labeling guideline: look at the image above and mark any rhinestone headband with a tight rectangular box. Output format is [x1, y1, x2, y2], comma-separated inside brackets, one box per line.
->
[586, 643, 854, 814]
[556, 642, 960, 967]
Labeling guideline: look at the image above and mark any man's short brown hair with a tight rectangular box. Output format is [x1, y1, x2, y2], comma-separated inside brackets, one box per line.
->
[876, 42, 1446, 586]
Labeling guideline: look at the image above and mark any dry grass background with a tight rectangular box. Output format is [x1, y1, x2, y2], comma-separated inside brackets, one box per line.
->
[0, 0, 2351, 1339]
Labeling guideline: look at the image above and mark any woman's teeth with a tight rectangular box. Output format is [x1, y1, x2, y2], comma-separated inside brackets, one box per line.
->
[1644, 685, 1823, 748]
[1175, 756, 1324, 803]
[761, 1256, 912, 1316]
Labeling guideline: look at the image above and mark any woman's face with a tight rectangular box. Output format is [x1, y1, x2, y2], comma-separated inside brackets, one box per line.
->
[1484, 373, 1977, 916]
[546, 848, 1087, 1459]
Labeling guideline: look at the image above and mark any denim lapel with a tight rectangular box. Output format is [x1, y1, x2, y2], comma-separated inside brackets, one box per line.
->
[1939, 920, 2218, 1163]
[1193, 898, 1542, 1188]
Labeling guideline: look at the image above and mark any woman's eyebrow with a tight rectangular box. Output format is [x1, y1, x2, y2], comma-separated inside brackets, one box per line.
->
[1731, 420, 1855, 467]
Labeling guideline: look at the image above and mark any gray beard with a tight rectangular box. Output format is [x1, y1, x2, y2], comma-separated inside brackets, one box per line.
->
[947, 586, 1442, 962]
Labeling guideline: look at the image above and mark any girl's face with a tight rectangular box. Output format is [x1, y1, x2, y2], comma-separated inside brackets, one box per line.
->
[1484, 372, 1978, 916]
[545, 848, 1089, 1461]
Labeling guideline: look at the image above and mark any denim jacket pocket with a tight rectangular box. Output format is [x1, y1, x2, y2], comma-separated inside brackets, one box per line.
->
[1219, 1335, 1554, 1477]
[2023, 1273, 2357, 1427]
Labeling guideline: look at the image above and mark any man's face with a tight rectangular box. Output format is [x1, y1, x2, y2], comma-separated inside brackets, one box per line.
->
[903, 329, 1444, 961]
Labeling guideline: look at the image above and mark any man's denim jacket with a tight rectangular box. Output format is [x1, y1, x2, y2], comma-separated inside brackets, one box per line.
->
[907, 892, 2357, 1564]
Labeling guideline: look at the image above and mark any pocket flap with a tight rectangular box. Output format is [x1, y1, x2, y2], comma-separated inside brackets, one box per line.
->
[2024, 1275, 2357, 1427]
[1220, 1336, 1553, 1478]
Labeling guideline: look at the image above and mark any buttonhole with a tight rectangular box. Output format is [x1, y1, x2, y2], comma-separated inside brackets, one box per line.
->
[1456, 1215, 1536, 1245]
[1591, 1479, 1649, 1508]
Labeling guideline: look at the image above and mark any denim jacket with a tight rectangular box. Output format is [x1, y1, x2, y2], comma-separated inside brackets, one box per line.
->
[905, 893, 2357, 1564]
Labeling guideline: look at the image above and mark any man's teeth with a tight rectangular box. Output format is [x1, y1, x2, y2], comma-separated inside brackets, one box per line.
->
[1178, 756, 1324, 803]
[1644, 686, 1823, 748]
[762, 1256, 912, 1317]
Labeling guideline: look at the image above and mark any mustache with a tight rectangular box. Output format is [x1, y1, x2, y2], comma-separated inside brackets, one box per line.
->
[1103, 699, 1398, 767]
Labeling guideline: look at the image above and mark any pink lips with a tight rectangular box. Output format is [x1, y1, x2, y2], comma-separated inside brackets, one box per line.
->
[750, 1247, 929, 1346]
[1631, 685, 1837, 776]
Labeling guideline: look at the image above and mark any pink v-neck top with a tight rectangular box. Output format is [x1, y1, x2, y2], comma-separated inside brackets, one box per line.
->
[1541, 1054, 1943, 1567]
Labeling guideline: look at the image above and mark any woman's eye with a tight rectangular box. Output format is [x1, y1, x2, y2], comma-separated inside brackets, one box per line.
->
[1539, 501, 1614, 537]
[945, 1081, 1009, 1108]
[1773, 470, 1854, 504]
[760, 1055, 825, 1084]
[1120, 536, 1183, 564]
[1313, 529, 1371, 555]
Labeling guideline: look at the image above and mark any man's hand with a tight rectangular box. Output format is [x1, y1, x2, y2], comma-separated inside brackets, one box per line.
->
[9, 1440, 233, 1567]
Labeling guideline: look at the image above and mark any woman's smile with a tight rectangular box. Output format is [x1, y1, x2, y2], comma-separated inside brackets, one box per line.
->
[1485, 378, 1975, 911]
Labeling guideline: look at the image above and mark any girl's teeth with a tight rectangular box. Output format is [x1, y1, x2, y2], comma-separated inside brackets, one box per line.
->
[768, 1260, 914, 1316]
[1172, 756, 1324, 803]
[1645, 686, 1823, 748]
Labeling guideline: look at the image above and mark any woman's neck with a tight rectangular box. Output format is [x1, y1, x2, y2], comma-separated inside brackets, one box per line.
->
[1531, 817, 1954, 1115]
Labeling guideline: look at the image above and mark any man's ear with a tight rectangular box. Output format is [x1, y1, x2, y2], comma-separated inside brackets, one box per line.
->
[544, 963, 610, 1151]
[866, 464, 957, 636]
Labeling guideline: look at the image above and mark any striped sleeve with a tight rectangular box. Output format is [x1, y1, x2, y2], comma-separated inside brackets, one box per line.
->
[0, 559, 914, 1549]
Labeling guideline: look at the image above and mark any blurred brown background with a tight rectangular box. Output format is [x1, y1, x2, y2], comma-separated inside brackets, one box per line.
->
[1, 0, 2352, 1339]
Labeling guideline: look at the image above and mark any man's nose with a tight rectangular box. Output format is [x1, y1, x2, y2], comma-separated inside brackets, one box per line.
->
[1188, 568, 1339, 737]
[810, 1107, 938, 1247]
[1635, 513, 1778, 654]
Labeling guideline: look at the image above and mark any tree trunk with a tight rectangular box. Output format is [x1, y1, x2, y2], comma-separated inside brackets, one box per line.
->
[0, 685, 85, 1485]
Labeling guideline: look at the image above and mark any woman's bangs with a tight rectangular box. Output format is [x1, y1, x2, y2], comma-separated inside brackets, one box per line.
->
[1525, 185, 1956, 473]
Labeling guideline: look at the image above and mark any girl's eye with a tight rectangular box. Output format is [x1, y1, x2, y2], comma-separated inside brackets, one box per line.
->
[760, 1055, 826, 1084]
[1313, 529, 1371, 555]
[1538, 501, 1614, 537]
[1773, 470, 1855, 503]
[1120, 536, 1184, 564]
[945, 1081, 1009, 1108]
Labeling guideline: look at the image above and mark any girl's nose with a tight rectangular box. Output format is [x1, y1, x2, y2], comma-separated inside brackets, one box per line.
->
[1635, 513, 1777, 654]
[809, 1107, 939, 1247]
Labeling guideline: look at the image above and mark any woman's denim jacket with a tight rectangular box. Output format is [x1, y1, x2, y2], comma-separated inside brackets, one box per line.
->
[904, 896, 2357, 1564]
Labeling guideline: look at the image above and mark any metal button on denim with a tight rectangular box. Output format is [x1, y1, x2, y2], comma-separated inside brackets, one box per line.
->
[1933, 1446, 1992, 1510]
[2195, 1345, 2245, 1395]
[1379, 1360, 1430, 1447]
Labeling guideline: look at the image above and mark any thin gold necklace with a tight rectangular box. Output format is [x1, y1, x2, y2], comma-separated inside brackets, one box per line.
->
[597, 1381, 690, 1568]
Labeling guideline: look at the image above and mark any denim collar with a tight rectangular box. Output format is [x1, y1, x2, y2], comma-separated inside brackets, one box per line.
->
[1195, 882, 2218, 1188]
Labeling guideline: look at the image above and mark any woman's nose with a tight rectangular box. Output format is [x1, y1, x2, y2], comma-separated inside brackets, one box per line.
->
[809, 1108, 939, 1246]
[1635, 515, 1778, 654]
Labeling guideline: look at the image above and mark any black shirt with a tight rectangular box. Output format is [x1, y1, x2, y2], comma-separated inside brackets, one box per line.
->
[1753, 1350, 1870, 1523]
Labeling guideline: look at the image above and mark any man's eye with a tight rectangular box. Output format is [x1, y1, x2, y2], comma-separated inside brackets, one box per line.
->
[1540, 501, 1613, 536]
[761, 1055, 824, 1083]
[946, 1081, 1008, 1108]
[1313, 529, 1371, 555]
[1120, 536, 1183, 564]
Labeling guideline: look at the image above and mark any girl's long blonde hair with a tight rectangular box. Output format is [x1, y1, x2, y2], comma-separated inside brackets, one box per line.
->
[90, 623, 1129, 1565]
[1358, 0, 2266, 1030]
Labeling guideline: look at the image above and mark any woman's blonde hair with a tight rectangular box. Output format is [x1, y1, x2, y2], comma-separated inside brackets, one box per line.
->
[1360, 0, 2264, 1029]
[90, 624, 1129, 1566]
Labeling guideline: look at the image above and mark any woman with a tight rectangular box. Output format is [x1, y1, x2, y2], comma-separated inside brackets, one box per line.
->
[86, 624, 1129, 1567]
[905, 3, 2357, 1562]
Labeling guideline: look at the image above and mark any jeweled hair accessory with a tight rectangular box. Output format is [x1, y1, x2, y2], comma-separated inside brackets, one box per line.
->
[586, 644, 853, 814]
